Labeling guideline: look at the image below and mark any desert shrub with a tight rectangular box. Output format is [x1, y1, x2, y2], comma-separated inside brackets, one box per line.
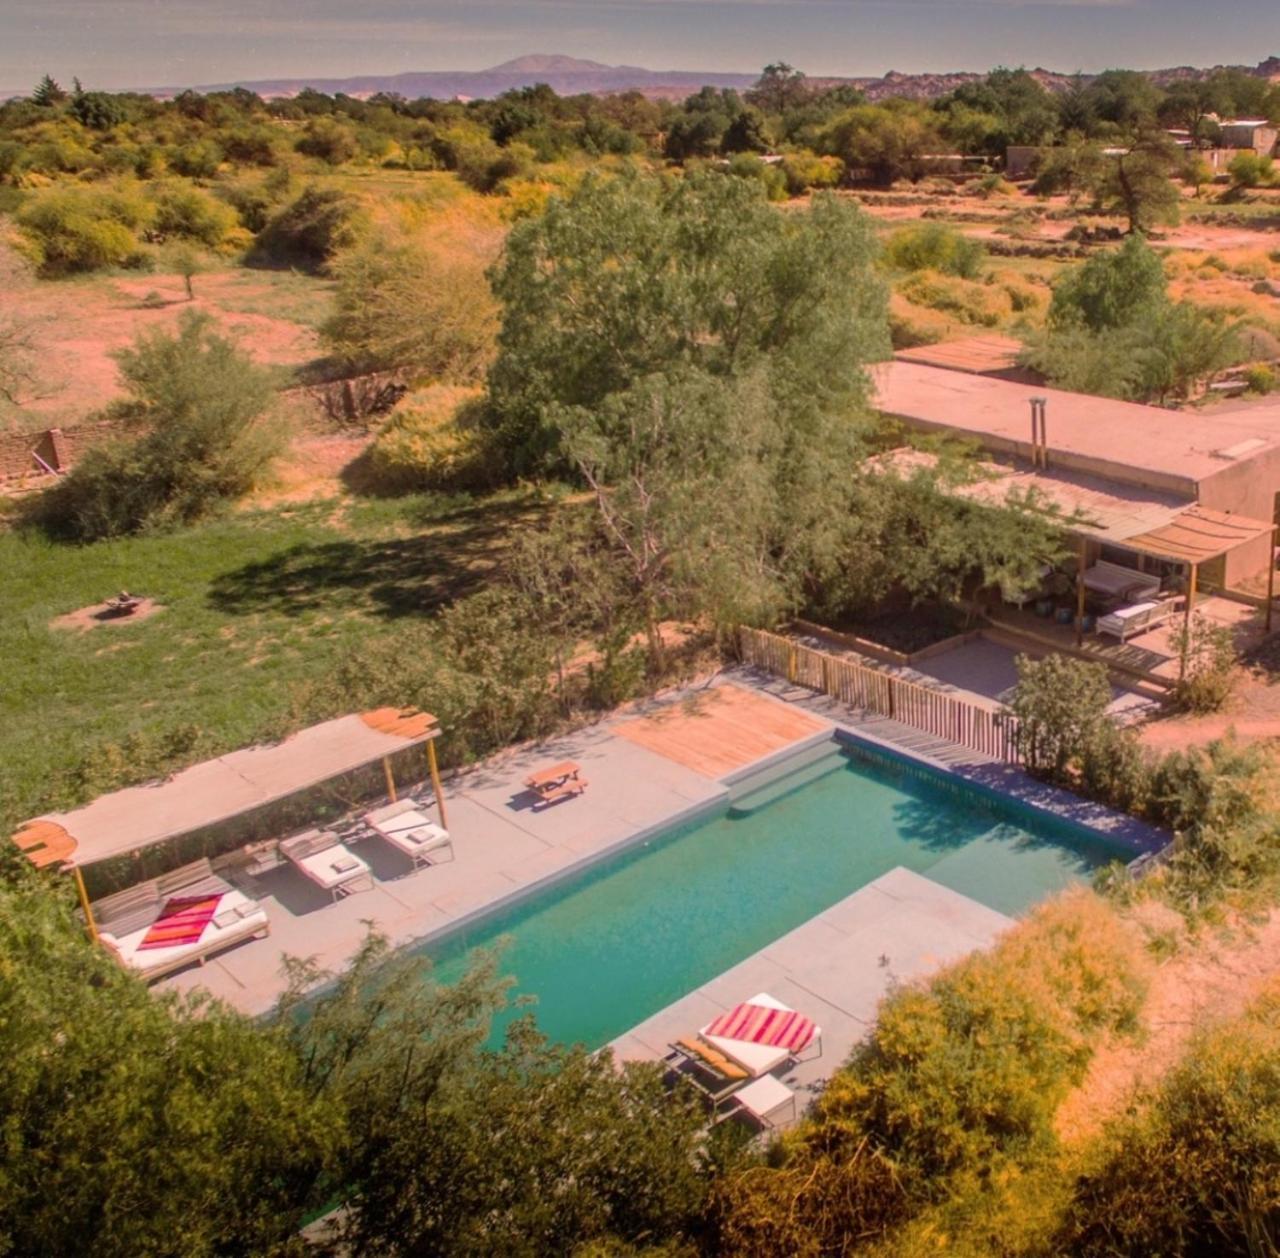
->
[779, 151, 843, 196]
[152, 182, 239, 246]
[969, 173, 1017, 198]
[1228, 151, 1277, 190]
[296, 117, 358, 165]
[1244, 363, 1277, 395]
[1169, 611, 1237, 713]
[897, 270, 1008, 326]
[16, 184, 152, 274]
[726, 153, 788, 201]
[249, 183, 365, 271]
[364, 386, 496, 493]
[1063, 984, 1280, 1256]
[885, 222, 986, 278]
[167, 139, 223, 178]
[1008, 653, 1113, 783]
[34, 311, 281, 539]
[322, 230, 499, 379]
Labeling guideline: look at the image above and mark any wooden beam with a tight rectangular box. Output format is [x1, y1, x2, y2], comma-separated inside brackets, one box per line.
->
[1269, 528, 1277, 634]
[1179, 562, 1198, 683]
[382, 755, 398, 803]
[426, 739, 448, 830]
[73, 867, 98, 946]
[1076, 537, 1087, 647]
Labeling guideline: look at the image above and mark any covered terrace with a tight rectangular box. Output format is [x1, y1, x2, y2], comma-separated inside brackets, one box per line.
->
[12, 707, 447, 940]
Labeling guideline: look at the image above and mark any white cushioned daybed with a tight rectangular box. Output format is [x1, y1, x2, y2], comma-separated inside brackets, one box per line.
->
[1082, 560, 1161, 602]
[700, 991, 823, 1077]
[1097, 599, 1177, 643]
[92, 857, 269, 982]
[364, 799, 453, 869]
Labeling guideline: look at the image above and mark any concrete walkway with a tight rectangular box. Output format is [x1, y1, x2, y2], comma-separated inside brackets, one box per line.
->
[611, 867, 1012, 1100]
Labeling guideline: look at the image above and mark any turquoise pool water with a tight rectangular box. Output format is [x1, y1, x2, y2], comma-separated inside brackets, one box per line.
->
[427, 740, 1128, 1050]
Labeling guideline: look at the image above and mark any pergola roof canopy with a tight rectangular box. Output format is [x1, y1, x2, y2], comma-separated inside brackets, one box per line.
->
[1117, 505, 1276, 567]
[13, 708, 439, 871]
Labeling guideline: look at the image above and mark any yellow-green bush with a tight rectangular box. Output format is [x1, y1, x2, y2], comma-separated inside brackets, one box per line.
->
[897, 270, 1011, 327]
[16, 182, 154, 274]
[365, 386, 494, 492]
[1063, 981, 1280, 1255]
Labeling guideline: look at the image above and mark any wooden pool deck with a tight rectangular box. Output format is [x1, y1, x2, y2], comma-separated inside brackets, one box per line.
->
[614, 683, 830, 779]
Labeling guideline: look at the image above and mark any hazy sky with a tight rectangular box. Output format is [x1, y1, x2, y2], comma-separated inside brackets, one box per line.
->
[2, 0, 1277, 91]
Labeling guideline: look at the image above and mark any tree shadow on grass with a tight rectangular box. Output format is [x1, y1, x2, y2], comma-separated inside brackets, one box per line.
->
[207, 497, 536, 619]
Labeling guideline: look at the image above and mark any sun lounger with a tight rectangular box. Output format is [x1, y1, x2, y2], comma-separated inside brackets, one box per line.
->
[280, 828, 372, 900]
[364, 799, 453, 869]
[700, 992, 822, 1077]
[1082, 560, 1160, 602]
[91, 857, 269, 982]
[1097, 599, 1177, 643]
[663, 1037, 752, 1102]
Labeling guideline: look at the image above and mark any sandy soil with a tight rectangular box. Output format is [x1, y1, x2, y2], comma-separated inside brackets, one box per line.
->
[50, 596, 165, 632]
[1, 266, 325, 428]
[1056, 903, 1280, 1144]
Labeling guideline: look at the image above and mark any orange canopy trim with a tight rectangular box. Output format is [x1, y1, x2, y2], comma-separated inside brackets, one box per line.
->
[360, 707, 440, 740]
[13, 820, 76, 869]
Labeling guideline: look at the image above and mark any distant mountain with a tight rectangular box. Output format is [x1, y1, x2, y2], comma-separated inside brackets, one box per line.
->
[5, 53, 1278, 106]
[166, 54, 758, 102]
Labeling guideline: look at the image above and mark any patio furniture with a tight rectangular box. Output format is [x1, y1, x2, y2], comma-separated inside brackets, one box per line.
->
[1096, 599, 1178, 643]
[664, 1037, 753, 1102]
[700, 992, 823, 1076]
[280, 828, 372, 900]
[524, 760, 588, 809]
[1082, 561, 1160, 603]
[365, 799, 454, 869]
[91, 857, 269, 982]
[718, 1074, 798, 1130]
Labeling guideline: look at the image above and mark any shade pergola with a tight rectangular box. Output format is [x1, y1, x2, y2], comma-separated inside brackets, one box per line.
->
[1067, 504, 1278, 673]
[12, 707, 444, 938]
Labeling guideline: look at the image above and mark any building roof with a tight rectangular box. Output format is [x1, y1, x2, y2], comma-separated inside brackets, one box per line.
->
[12, 708, 440, 871]
[894, 335, 1024, 376]
[874, 361, 1280, 495]
[875, 447, 1191, 543]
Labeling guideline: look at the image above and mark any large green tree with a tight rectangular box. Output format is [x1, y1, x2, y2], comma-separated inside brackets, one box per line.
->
[486, 171, 890, 474]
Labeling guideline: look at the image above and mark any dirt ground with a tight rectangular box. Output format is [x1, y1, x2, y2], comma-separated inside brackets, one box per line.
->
[1056, 901, 1280, 1145]
[0, 262, 330, 428]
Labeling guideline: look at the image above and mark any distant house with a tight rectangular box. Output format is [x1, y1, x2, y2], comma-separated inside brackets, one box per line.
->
[876, 354, 1280, 587]
[1217, 119, 1279, 155]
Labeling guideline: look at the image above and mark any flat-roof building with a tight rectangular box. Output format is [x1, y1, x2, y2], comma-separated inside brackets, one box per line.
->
[875, 358, 1280, 585]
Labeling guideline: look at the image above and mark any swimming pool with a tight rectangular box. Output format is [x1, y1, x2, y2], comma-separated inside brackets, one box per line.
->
[427, 738, 1130, 1050]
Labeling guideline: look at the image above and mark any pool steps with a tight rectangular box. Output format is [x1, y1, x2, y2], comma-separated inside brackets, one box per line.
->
[727, 748, 846, 818]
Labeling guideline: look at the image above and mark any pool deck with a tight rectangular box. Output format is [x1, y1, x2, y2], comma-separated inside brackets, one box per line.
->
[155, 672, 1164, 1018]
[159, 682, 833, 1015]
[610, 867, 1013, 1099]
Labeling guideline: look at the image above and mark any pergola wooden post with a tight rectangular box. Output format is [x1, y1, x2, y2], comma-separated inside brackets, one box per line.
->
[1075, 537, 1087, 647]
[426, 739, 448, 830]
[382, 755, 398, 802]
[1268, 526, 1277, 634]
[73, 867, 98, 945]
[1179, 561, 1198, 683]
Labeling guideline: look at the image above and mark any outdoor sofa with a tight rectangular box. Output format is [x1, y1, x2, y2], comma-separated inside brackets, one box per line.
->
[93, 856, 269, 982]
[280, 828, 372, 899]
[1082, 560, 1161, 603]
[1097, 599, 1178, 643]
[364, 799, 453, 869]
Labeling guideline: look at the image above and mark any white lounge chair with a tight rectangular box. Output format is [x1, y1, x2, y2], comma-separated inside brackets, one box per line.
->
[1097, 599, 1177, 643]
[280, 828, 372, 900]
[91, 858, 269, 982]
[699, 991, 823, 1077]
[365, 799, 453, 869]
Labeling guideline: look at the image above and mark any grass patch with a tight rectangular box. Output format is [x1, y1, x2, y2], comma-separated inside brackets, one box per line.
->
[0, 489, 547, 833]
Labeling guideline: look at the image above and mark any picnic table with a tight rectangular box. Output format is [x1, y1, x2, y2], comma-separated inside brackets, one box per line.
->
[524, 760, 588, 808]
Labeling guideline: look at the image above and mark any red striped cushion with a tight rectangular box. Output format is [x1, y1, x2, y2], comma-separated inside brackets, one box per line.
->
[138, 894, 222, 950]
[704, 1001, 816, 1052]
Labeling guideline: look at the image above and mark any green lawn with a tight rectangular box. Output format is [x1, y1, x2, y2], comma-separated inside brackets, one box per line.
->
[0, 490, 546, 834]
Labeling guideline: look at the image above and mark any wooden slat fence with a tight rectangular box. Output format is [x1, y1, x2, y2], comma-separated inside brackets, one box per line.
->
[739, 626, 1022, 764]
